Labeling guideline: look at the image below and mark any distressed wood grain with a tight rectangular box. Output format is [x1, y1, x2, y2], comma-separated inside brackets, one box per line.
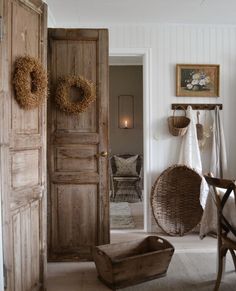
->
[1, 0, 47, 290]
[48, 28, 109, 261]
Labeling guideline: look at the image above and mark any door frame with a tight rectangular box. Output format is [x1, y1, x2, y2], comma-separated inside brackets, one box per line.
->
[109, 48, 152, 232]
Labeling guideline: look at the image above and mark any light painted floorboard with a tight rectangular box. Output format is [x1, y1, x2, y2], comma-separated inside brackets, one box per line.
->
[47, 233, 236, 291]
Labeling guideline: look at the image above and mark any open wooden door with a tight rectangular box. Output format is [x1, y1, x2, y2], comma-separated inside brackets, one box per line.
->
[0, 0, 47, 290]
[47, 29, 109, 261]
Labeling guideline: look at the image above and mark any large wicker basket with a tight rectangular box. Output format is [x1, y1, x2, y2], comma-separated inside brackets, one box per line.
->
[151, 165, 203, 236]
[168, 107, 190, 136]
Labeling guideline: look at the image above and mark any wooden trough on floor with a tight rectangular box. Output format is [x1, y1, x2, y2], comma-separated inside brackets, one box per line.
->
[93, 236, 174, 290]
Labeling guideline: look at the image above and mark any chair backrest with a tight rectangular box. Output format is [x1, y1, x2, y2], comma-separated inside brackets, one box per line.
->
[110, 154, 143, 176]
[204, 175, 236, 239]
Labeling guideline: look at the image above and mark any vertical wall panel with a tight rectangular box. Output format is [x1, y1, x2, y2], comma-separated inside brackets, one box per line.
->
[108, 23, 236, 179]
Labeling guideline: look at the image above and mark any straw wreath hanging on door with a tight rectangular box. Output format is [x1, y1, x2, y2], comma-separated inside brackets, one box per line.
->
[13, 56, 47, 109]
[55, 75, 96, 115]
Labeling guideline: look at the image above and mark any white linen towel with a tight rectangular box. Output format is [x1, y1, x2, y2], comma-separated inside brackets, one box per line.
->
[178, 106, 209, 208]
[210, 106, 228, 178]
[200, 106, 228, 238]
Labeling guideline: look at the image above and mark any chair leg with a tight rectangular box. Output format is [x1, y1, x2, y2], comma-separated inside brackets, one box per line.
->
[110, 179, 115, 200]
[137, 188, 142, 201]
[113, 181, 118, 200]
[135, 181, 142, 201]
[214, 248, 227, 291]
[229, 249, 236, 272]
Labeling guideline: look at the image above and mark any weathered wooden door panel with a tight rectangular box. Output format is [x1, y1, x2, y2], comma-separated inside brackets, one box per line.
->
[12, 201, 41, 291]
[48, 29, 109, 261]
[0, 0, 47, 290]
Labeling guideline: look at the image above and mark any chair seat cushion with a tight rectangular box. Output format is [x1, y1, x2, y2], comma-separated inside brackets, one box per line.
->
[114, 155, 138, 176]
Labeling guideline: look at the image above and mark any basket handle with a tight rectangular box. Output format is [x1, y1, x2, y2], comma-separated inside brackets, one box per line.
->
[173, 105, 187, 117]
[172, 105, 187, 127]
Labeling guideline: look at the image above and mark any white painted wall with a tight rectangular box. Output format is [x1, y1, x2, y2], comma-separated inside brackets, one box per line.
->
[46, 20, 236, 230]
[108, 23, 236, 184]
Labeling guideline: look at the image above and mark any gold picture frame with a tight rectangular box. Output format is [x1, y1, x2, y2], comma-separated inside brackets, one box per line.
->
[176, 64, 220, 97]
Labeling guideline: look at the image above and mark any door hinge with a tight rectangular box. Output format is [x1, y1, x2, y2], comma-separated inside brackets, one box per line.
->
[3, 264, 7, 289]
[0, 17, 3, 42]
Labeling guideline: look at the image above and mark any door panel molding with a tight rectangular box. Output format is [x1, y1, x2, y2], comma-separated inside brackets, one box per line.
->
[19, 0, 43, 14]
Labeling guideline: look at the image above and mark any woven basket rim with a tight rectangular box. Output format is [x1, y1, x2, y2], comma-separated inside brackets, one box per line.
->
[151, 164, 203, 236]
[168, 116, 190, 136]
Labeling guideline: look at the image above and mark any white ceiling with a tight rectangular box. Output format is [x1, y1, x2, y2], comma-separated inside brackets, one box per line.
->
[46, 0, 236, 27]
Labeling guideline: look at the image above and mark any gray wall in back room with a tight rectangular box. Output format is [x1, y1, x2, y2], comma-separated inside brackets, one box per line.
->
[109, 65, 143, 155]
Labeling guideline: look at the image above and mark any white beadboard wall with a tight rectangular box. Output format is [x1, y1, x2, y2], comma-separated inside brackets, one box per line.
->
[108, 23, 236, 183]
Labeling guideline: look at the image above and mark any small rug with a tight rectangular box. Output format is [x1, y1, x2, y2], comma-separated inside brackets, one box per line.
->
[110, 202, 135, 229]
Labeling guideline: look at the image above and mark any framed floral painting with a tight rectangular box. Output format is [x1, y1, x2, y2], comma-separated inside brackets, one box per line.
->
[176, 64, 220, 97]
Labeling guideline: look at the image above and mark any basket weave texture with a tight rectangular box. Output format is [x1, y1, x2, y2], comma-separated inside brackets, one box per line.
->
[168, 107, 190, 136]
[151, 165, 203, 236]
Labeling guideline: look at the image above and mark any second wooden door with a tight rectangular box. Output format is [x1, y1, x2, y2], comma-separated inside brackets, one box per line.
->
[47, 29, 109, 261]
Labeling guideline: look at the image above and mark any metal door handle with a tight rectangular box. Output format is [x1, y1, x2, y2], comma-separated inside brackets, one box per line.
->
[100, 151, 108, 157]
[95, 151, 108, 158]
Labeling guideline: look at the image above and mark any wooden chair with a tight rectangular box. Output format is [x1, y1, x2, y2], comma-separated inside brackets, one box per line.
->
[204, 175, 236, 291]
[110, 154, 143, 201]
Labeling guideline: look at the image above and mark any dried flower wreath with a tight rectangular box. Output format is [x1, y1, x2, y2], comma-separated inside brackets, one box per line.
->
[13, 56, 47, 109]
[55, 75, 96, 115]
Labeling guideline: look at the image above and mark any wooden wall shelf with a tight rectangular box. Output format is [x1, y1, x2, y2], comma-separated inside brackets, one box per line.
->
[171, 103, 223, 110]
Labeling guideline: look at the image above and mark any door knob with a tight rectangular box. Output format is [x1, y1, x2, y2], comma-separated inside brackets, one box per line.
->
[100, 151, 108, 157]
[95, 151, 108, 158]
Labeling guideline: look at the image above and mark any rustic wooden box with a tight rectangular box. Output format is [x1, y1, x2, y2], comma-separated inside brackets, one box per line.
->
[93, 236, 174, 290]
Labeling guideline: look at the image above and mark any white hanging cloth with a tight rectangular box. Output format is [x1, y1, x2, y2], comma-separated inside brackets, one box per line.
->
[199, 107, 228, 239]
[179, 106, 202, 173]
[178, 106, 209, 208]
[210, 106, 228, 178]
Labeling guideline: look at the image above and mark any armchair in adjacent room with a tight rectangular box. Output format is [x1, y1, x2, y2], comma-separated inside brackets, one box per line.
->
[110, 154, 143, 201]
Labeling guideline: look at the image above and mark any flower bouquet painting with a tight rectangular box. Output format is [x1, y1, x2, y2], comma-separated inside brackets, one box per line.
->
[176, 64, 220, 97]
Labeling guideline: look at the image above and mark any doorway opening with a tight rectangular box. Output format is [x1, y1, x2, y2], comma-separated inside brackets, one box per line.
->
[109, 48, 152, 241]
[109, 58, 144, 232]
[110, 48, 152, 241]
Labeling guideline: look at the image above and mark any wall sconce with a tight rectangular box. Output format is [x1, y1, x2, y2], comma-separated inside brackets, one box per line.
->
[118, 95, 134, 129]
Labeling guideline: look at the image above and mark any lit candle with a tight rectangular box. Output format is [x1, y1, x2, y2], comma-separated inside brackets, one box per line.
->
[124, 120, 128, 128]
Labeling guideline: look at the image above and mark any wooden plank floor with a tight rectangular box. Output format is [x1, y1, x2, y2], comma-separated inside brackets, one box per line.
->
[47, 233, 236, 291]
